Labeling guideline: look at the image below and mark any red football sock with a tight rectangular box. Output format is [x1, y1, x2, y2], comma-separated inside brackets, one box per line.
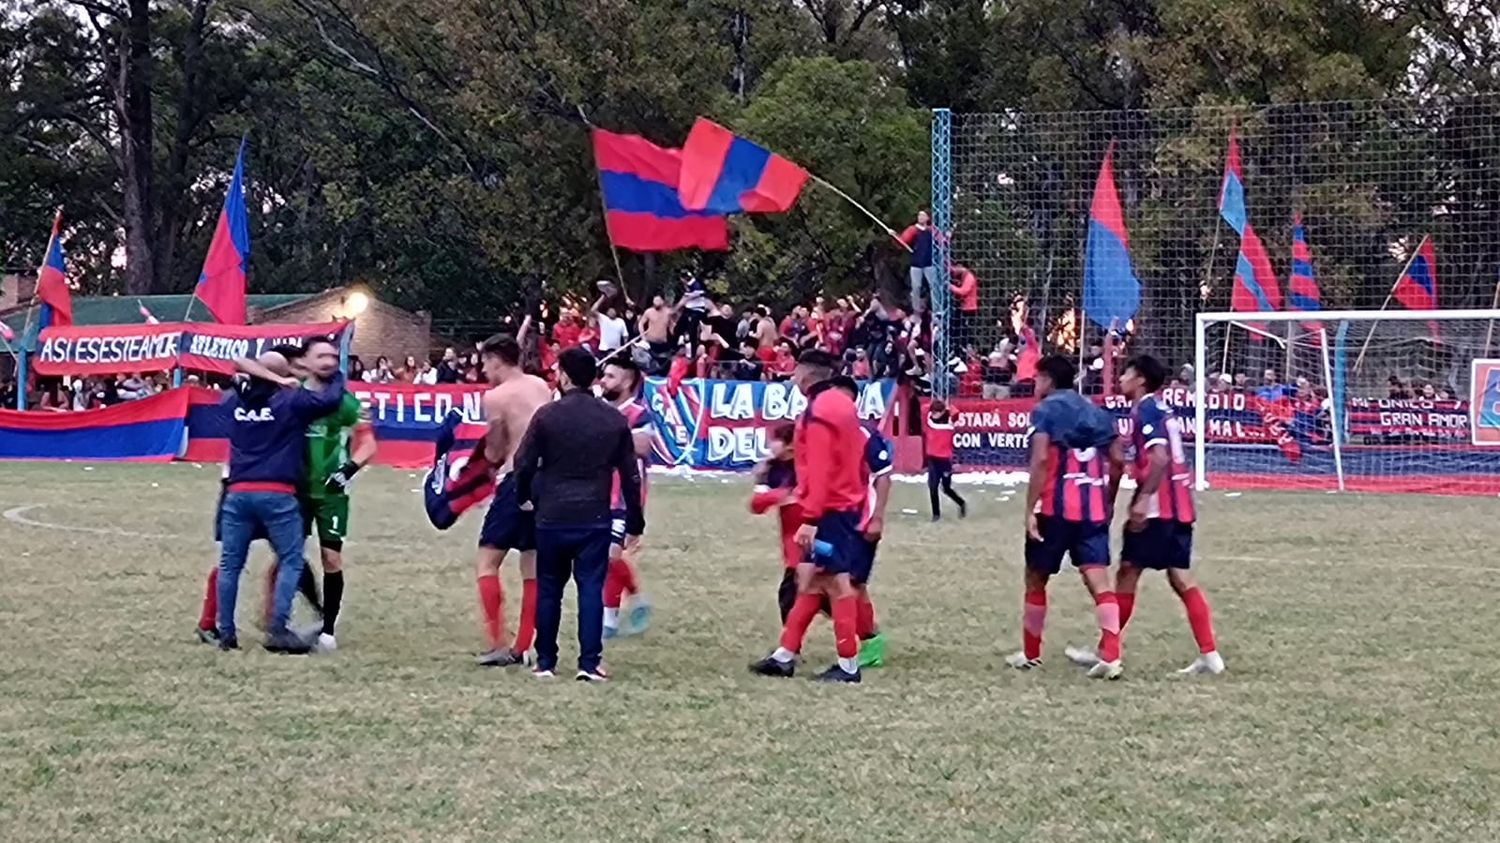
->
[604, 558, 638, 609]
[1180, 587, 1217, 653]
[1022, 589, 1047, 661]
[198, 568, 218, 631]
[779, 593, 821, 654]
[855, 592, 878, 639]
[1117, 592, 1137, 632]
[832, 595, 859, 660]
[515, 578, 538, 654]
[477, 575, 505, 650]
[1094, 591, 1121, 663]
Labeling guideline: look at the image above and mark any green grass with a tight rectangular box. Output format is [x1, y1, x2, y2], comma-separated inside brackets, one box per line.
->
[1, 462, 1498, 841]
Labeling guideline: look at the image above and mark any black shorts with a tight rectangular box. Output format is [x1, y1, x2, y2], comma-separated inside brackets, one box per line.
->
[1122, 519, 1194, 570]
[1024, 515, 1110, 576]
[479, 474, 535, 552]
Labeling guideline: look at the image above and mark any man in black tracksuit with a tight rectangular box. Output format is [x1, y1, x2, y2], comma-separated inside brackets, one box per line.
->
[513, 348, 645, 682]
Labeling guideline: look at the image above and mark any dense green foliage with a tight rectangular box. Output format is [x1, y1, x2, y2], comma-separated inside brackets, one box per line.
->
[1, 1, 1493, 323]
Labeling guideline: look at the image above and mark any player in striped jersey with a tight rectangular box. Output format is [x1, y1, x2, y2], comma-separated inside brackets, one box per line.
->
[1006, 355, 1128, 678]
[1097, 354, 1223, 676]
[599, 357, 653, 638]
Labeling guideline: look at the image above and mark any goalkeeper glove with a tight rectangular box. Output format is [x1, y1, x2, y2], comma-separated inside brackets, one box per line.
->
[324, 460, 361, 494]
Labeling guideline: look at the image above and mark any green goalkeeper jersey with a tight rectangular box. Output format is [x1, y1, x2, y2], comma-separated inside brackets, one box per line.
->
[305, 391, 364, 499]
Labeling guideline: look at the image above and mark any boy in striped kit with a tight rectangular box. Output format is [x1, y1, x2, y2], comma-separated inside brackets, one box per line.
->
[1006, 356, 1128, 678]
[1069, 355, 1223, 676]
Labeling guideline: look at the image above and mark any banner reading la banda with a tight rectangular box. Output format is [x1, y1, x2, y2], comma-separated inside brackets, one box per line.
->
[33, 321, 350, 377]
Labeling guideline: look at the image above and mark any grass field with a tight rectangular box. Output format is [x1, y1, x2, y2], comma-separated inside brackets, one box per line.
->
[1, 462, 1498, 842]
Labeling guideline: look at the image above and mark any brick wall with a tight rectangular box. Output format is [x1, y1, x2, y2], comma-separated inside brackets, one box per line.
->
[254, 290, 432, 368]
[1, 274, 37, 311]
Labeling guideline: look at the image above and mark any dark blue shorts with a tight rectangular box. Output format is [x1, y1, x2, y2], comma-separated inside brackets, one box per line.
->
[851, 538, 879, 586]
[806, 511, 870, 578]
[1122, 519, 1194, 570]
[479, 474, 535, 552]
[1024, 515, 1110, 575]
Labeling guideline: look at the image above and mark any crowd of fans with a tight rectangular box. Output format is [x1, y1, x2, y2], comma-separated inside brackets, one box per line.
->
[0, 372, 171, 412]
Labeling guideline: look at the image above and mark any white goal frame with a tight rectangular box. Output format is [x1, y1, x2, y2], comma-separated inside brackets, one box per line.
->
[1193, 308, 1500, 492]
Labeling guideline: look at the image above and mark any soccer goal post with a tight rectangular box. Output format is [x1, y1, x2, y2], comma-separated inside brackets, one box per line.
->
[1193, 308, 1500, 495]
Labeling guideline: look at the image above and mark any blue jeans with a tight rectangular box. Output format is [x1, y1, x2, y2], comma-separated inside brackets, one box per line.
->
[909, 265, 936, 313]
[534, 524, 611, 673]
[216, 492, 306, 640]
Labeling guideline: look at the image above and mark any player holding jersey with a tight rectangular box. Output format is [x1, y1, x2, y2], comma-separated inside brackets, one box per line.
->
[599, 357, 653, 639]
[1091, 354, 1223, 676]
[1006, 356, 1127, 678]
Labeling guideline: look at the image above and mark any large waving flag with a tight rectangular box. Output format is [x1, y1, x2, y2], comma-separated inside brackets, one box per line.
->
[678, 118, 808, 215]
[592, 129, 729, 252]
[36, 211, 73, 329]
[1082, 141, 1141, 330]
[1287, 212, 1323, 337]
[196, 138, 251, 324]
[1219, 125, 1247, 237]
[1231, 223, 1283, 340]
[1394, 236, 1439, 337]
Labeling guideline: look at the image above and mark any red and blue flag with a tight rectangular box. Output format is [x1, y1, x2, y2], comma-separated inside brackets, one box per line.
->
[1394, 236, 1440, 337]
[677, 118, 808, 215]
[1288, 212, 1323, 338]
[1231, 223, 1283, 340]
[1082, 141, 1141, 329]
[196, 138, 251, 324]
[1219, 125, 1247, 237]
[36, 211, 73, 329]
[592, 129, 729, 252]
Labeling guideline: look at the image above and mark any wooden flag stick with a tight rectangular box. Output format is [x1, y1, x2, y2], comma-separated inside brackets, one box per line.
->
[1353, 234, 1428, 376]
[578, 105, 631, 294]
[809, 175, 911, 253]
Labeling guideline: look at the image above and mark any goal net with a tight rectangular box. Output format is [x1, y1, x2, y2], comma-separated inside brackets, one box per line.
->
[1194, 309, 1500, 495]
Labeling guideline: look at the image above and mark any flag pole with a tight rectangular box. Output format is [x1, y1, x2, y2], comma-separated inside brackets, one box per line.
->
[1353, 234, 1428, 375]
[1484, 266, 1500, 358]
[809, 175, 912, 253]
[577, 106, 632, 296]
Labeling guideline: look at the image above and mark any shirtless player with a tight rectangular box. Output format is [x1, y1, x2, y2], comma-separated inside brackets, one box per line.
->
[474, 334, 553, 667]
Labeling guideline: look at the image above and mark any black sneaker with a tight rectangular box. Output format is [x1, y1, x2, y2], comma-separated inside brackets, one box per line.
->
[196, 627, 220, 646]
[958, 500, 968, 519]
[218, 637, 239, 652]
[814, 664, 861, 684]
[476, 648, 524, 668]
[263, 630, 312, 655]
[749, 655, 796, 678]
[575, 666, 611, 683]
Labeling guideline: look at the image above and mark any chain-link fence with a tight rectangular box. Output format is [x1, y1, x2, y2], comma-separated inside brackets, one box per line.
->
[933, 96, 1500, 397]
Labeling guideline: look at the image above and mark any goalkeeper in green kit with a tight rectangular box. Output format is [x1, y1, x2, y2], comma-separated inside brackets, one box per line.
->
[294, 336, 378, 652]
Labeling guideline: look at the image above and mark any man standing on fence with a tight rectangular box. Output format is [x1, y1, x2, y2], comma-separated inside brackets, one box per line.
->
[899, 210, 937, 314]
[513, 348, 645, 681]
[216, 354, 348, 653]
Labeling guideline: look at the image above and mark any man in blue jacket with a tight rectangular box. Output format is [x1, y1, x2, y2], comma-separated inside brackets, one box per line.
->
[216, 350, 348, 653]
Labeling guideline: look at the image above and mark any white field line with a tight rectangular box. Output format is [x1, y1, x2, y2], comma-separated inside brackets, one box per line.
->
[4, 504, 1491, 574]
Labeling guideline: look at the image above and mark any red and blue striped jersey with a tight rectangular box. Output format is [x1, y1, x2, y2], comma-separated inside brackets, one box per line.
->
[610, 398, 652, 510]
[1029, 391, 1113, 524]
[860, 424, 893, 530]
[1130, 394, 1196, 523]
